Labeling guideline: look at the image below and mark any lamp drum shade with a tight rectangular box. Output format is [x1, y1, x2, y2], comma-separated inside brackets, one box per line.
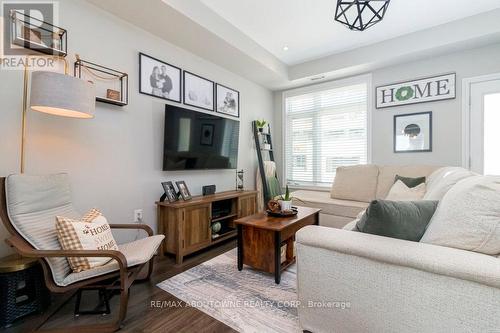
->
[30, 71, 95, 118]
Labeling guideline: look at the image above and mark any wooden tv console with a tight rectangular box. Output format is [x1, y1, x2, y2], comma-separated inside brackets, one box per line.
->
[156, 190, 257, 264]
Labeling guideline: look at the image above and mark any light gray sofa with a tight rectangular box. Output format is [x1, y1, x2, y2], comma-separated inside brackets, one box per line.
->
[292, 164, 440, 228]
[295, 166, 500, 332]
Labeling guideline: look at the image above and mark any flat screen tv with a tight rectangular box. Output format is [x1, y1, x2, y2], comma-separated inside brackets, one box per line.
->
[163, 105, 240, 170]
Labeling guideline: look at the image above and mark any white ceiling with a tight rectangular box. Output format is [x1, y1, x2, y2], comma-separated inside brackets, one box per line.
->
[199, 0, 500, 65]
[88, 0, 500, 90]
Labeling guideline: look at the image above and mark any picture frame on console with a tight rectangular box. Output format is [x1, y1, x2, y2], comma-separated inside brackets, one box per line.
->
[176, 181, 192, 200]
[216, 83, 239, 118]
[183, 71, 214, 111]
[394, 111, 433, 153]
[161, 181, 179, 203]
[139, 53, 181, 103]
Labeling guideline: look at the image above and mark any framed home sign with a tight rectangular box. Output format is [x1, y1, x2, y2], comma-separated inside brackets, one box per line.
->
[376, 73, 456, 109]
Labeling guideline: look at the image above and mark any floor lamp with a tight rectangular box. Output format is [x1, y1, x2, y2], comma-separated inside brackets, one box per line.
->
[21, 57, 95, 173]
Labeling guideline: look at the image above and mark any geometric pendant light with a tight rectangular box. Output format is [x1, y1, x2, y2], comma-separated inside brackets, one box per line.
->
[334, 0, 391, 31]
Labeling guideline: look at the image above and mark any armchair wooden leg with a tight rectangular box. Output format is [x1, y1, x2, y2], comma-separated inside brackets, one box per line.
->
[116, 286, 129, 330]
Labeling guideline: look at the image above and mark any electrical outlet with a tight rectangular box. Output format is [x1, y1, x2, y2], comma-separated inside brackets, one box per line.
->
[133, 209, 143, 223]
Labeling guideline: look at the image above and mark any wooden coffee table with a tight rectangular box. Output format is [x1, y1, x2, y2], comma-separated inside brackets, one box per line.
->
[234, 206, 320, 284]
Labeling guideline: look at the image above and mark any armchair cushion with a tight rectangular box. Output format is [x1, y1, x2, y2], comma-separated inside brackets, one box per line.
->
[62, 234, 164, 286]
[5, 174, 77, 285]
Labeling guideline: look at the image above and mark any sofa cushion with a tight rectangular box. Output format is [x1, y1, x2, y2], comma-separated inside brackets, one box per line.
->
[356, 200, 439, 241]
[342, 211, 365, 231]
[293, 190, 368, 218]
[330, 165, 379, 203]
[421, 176, 500, 255]
[385, 180, 426, 201]
[423, 167, 476, 200]
[376, 165, 439, 199]
[394, 175, 426, 188]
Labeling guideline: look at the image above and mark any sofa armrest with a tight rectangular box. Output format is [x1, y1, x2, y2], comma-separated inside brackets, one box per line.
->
[296, 226, 500, 288]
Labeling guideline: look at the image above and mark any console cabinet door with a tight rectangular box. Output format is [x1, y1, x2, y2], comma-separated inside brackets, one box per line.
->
[182, 204, 211, 252]
[238, 195, 257, 217]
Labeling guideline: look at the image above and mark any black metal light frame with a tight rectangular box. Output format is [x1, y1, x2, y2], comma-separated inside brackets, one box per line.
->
[335, 0, 391, 31]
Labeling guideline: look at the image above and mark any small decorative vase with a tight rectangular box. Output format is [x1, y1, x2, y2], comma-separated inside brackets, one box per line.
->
[211, 222, 222, 234]
[279, 200, 292, 211]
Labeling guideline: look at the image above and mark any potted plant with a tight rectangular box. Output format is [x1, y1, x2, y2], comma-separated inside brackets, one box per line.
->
[279, 185, 293, 211]
[255, 119, 267, 133]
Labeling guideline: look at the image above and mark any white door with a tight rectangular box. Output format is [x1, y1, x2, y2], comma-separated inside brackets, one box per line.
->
[468, 78, 500, 175]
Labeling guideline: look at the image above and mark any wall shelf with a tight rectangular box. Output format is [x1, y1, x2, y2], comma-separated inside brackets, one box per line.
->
[74, 58, 129, 107]
[10, 10, 67, 57]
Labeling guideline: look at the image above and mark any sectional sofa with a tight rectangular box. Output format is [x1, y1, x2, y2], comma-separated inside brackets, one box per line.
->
[292, 164, 439, 228]
[295, 166, 500, 332]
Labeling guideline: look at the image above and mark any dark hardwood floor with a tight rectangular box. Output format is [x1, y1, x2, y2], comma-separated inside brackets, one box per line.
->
[5, 240, 238, 333]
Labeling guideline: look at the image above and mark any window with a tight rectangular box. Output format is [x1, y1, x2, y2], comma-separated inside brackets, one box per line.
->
[284, 78, 369, 187]
[293, 155, 307, 170]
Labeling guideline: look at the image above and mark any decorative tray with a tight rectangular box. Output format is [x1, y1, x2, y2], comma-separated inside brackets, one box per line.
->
[266, 207, 298, 217]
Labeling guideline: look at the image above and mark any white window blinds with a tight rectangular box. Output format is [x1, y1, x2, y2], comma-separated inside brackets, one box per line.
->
[284, 82, 368, 187]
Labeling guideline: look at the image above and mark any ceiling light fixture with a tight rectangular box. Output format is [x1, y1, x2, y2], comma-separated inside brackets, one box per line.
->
[334, 0, 391, 31]
[283, 46, 289, 51]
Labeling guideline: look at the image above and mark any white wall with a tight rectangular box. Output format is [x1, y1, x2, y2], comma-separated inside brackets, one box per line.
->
[0, 0, 274, 256]
[274, 43, 500, 182]
[371, 43, 500, 166]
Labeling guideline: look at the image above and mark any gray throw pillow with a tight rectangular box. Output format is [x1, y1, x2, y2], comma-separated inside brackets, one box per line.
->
[395, 175, 426, 188]
[356, 200, 439, 241]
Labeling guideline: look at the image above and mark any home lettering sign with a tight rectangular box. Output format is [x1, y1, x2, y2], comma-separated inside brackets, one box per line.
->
[376, 73, 456, 108]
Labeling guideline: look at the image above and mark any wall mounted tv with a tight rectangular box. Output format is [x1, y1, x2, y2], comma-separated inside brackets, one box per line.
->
[163, 105, 240, 170]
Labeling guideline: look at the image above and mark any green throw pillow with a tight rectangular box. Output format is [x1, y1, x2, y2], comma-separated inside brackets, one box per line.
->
[356, 200, 438, 241]
[394, 175, 426, 188]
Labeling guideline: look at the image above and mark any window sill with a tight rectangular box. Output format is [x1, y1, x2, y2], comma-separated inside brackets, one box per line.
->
[286, 185, 331, 192]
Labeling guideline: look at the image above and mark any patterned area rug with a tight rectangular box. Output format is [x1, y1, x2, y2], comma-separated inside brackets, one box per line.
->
[157, 249, 300, 333]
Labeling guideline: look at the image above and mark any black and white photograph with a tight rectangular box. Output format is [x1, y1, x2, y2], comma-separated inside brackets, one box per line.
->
[161, 181, 178, 203]
[394, 112, 432, 153]
[183, 71, 214, 111]
[216, 84, 239, 117]
[139, 53, 181, 103]
[200, 124, 214, 146]
[175, 181, 192, 200]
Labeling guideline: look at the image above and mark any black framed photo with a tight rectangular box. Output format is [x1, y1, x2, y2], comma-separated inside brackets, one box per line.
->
[139, 53, 181, 103]
[175, 181, 192, 200]
[216, 84, 239, 117]
[161, 181, 178, 203]
[183, 71, 214, 111]
[394, 111, 432, 153]
[200, 124, 214, 146]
